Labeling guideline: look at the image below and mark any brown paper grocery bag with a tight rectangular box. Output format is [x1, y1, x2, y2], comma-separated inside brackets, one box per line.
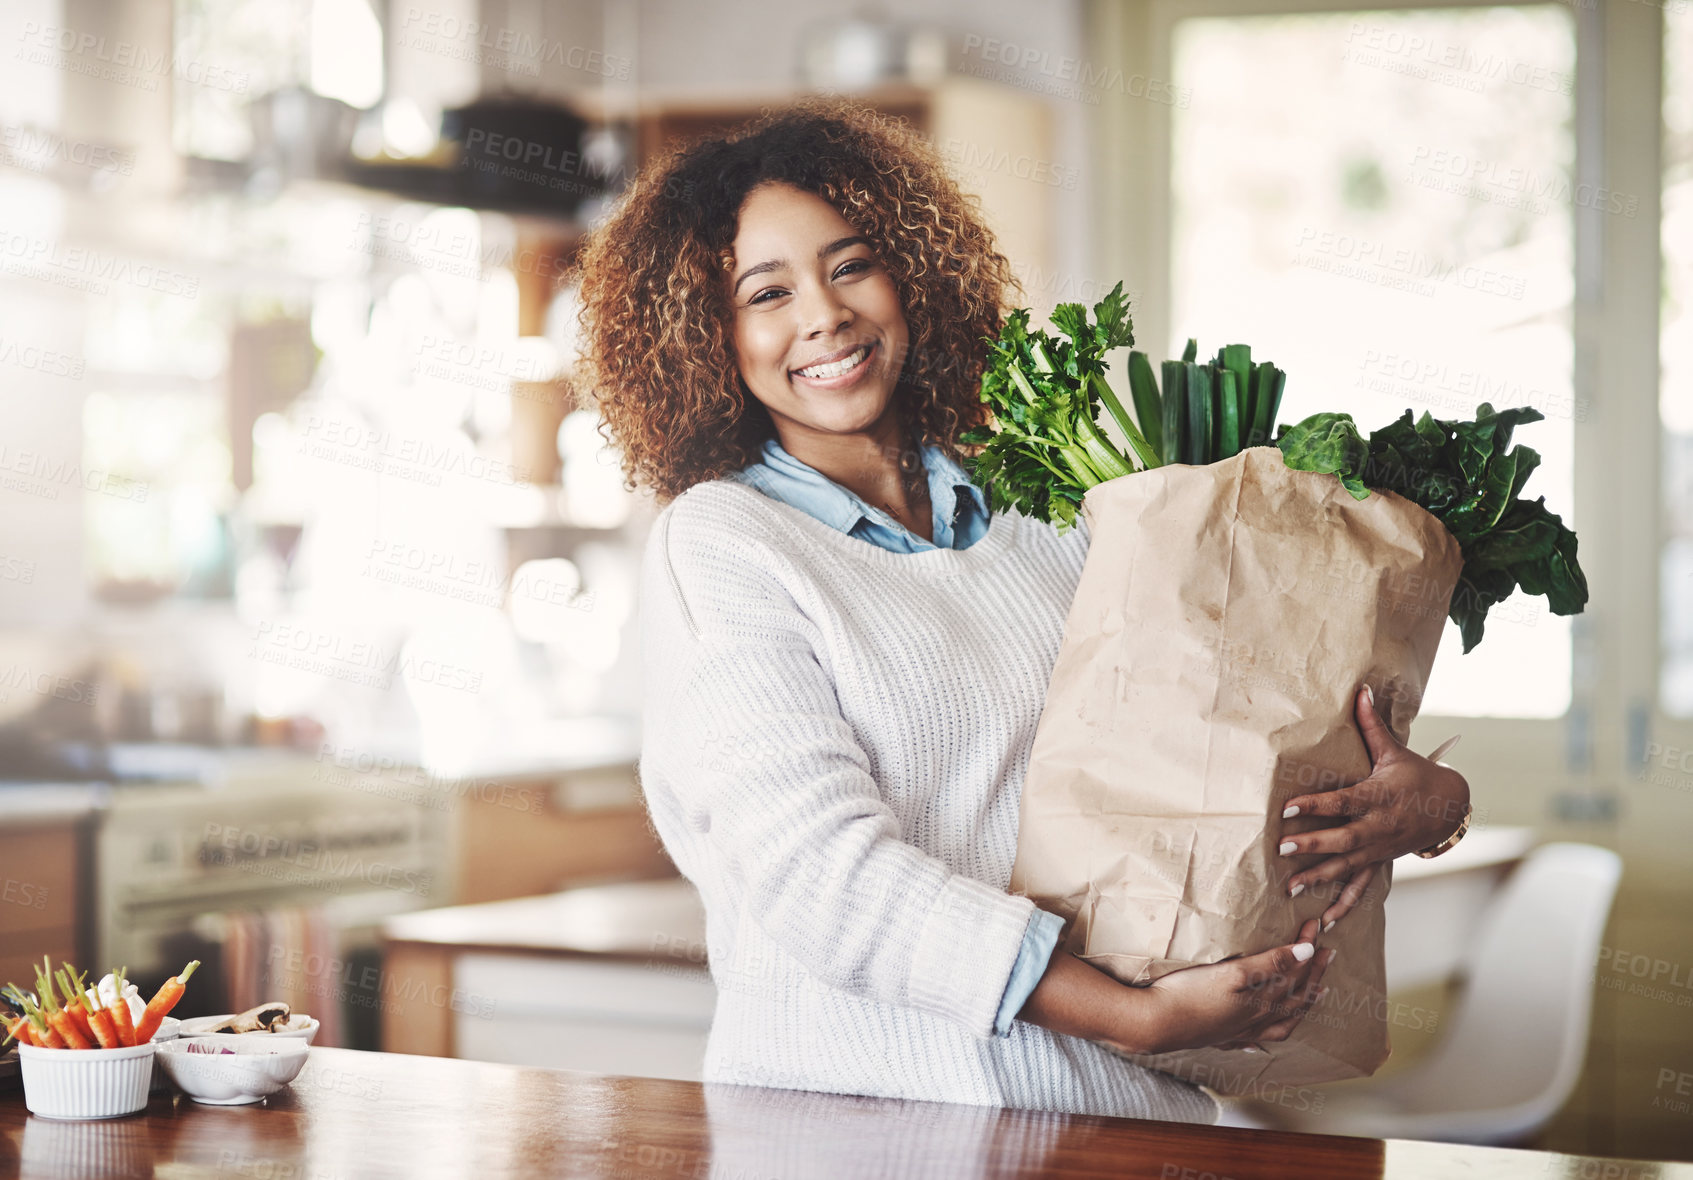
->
[1010, 447, 1462, 1097]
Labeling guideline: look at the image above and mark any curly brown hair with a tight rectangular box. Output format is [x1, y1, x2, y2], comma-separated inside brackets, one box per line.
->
[568, 95, 1019, 505]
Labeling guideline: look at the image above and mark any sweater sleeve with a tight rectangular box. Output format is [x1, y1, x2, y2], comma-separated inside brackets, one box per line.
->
[639, 498, 1037, 1040]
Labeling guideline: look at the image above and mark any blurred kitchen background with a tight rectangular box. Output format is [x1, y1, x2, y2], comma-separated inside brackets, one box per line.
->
[0, 0, 1689, 1162]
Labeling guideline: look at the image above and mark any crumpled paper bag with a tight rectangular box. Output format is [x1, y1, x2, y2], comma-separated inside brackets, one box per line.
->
[1010, 446, 1462, 1096]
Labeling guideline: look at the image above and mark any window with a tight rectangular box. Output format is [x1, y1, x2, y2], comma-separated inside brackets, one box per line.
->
[172, 0, 383, 161]
[1662, 3, 1693, 717]
[1169, 7, 1577, 718]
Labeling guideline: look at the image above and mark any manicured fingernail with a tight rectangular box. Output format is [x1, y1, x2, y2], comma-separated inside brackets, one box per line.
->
[1289, 883, 1304, 898]
[1292, 942, 1314, 962]
[1282, 805, 1300, 819]
[1322, 919, 1336, 933]
[1243, 1045, 1265, 1054]
[1279, 840, 1298, 855]
[1363, 684, 1375, 706]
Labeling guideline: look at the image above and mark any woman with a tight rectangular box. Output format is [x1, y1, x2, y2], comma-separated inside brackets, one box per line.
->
[571, 97, 1469, 1120]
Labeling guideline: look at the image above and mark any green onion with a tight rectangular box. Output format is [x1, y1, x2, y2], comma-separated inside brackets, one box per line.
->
[1216, 370, 1241, 460]
[1127, 350, 1163, 457]
[1221, 345, 1253, 451]
[1184, 363, 1211, 466]
[1161, 360, 1186, 466]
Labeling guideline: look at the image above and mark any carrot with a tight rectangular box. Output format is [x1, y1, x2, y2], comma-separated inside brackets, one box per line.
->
[3, 980, 56, 1048]
[29, 959, 79, 1051]
[2, 987, 38, 1046]
[61, 1000, 93, 1043]
[33, 1015, 66, 1050]
[4, 1014, 34, 1046]
[46, 1009, 91, 1050]
[133, 960, 199, 1044]
[54, 969, 94, 1044]
[86, 1003, 119, 1050]
[108, 968, 137, 1047]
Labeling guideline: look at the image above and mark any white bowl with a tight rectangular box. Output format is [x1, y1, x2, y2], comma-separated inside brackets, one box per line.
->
[154, 1035, 309, 1105]
[176, 1013, 319, 1044]
[17, 1041, 156, 1120]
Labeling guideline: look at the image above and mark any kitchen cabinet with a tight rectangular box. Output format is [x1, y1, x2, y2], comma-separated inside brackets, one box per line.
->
[604, 81, 1059, 290]
[387, 832, 1542, 1089]
[54, 740, 667, 1053]
[504, 80, 1060, 491]
[446, 764, 673, 905]
[379, 879, 708, 1079]
[0, 799, 94, 988]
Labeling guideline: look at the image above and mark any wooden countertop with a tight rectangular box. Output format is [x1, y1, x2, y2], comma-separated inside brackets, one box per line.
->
[2, 1047, 1685, 1179]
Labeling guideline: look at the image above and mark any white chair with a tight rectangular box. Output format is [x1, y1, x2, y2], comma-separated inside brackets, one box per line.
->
[1238, 842, 1622, 1145]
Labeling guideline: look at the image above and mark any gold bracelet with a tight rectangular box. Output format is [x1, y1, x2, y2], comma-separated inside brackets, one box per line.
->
[1414, 802, 1472, 859]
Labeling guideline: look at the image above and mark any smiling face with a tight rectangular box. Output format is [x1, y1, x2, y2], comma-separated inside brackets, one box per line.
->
[725, 182, 910, 450]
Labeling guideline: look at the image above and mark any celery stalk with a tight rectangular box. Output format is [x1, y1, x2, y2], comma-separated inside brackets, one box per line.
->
[1089, 372, 1155, 471]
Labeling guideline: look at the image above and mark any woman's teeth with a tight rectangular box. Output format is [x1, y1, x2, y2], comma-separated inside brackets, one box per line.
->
[797, 344, 870, 379]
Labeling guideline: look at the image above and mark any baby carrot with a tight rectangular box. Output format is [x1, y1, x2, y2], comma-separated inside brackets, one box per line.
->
[54, 969, 94, 1043]
[30, 959, 82, 1050]
[75, 979, 120, 1051]
[1, 987, 34, 1045]
[47, 1008, 91, 1050]
[2, 984, 50, 1047]
[133, 960, 199, 1044]
[108, 968, 137, 1047]
[86, 1003, 119, 1049]
[32, 1014, 67, 1050]
[61, 999, 93, 1043]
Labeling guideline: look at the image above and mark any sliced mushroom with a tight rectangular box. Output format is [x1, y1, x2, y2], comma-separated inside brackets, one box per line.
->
[210, 1000, 291, 1034]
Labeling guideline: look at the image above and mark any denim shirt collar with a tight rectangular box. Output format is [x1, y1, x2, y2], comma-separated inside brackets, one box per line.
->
[728, 436, 989, 547]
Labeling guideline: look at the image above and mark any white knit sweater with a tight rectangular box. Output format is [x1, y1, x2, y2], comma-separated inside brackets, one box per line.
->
[637, 477, 1219, 1122]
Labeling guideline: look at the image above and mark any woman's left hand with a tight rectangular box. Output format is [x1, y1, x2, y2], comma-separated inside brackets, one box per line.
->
[1278, 685, 1470, 931]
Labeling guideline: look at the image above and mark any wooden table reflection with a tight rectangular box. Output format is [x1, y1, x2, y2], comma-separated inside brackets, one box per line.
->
[1, 1048, 1686, 1179]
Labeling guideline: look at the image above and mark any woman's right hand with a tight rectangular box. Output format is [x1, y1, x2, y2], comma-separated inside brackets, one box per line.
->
[1019, 917, 1335, 1057]
[1125, 918, 1336, 1056]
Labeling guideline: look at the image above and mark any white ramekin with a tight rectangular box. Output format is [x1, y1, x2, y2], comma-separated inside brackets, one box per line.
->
[148, 1017, 182, 1093]
[17, 1041, 157, 1120]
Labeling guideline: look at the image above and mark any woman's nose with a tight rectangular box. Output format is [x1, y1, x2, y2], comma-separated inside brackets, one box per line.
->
[795, 280, 852, 337]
